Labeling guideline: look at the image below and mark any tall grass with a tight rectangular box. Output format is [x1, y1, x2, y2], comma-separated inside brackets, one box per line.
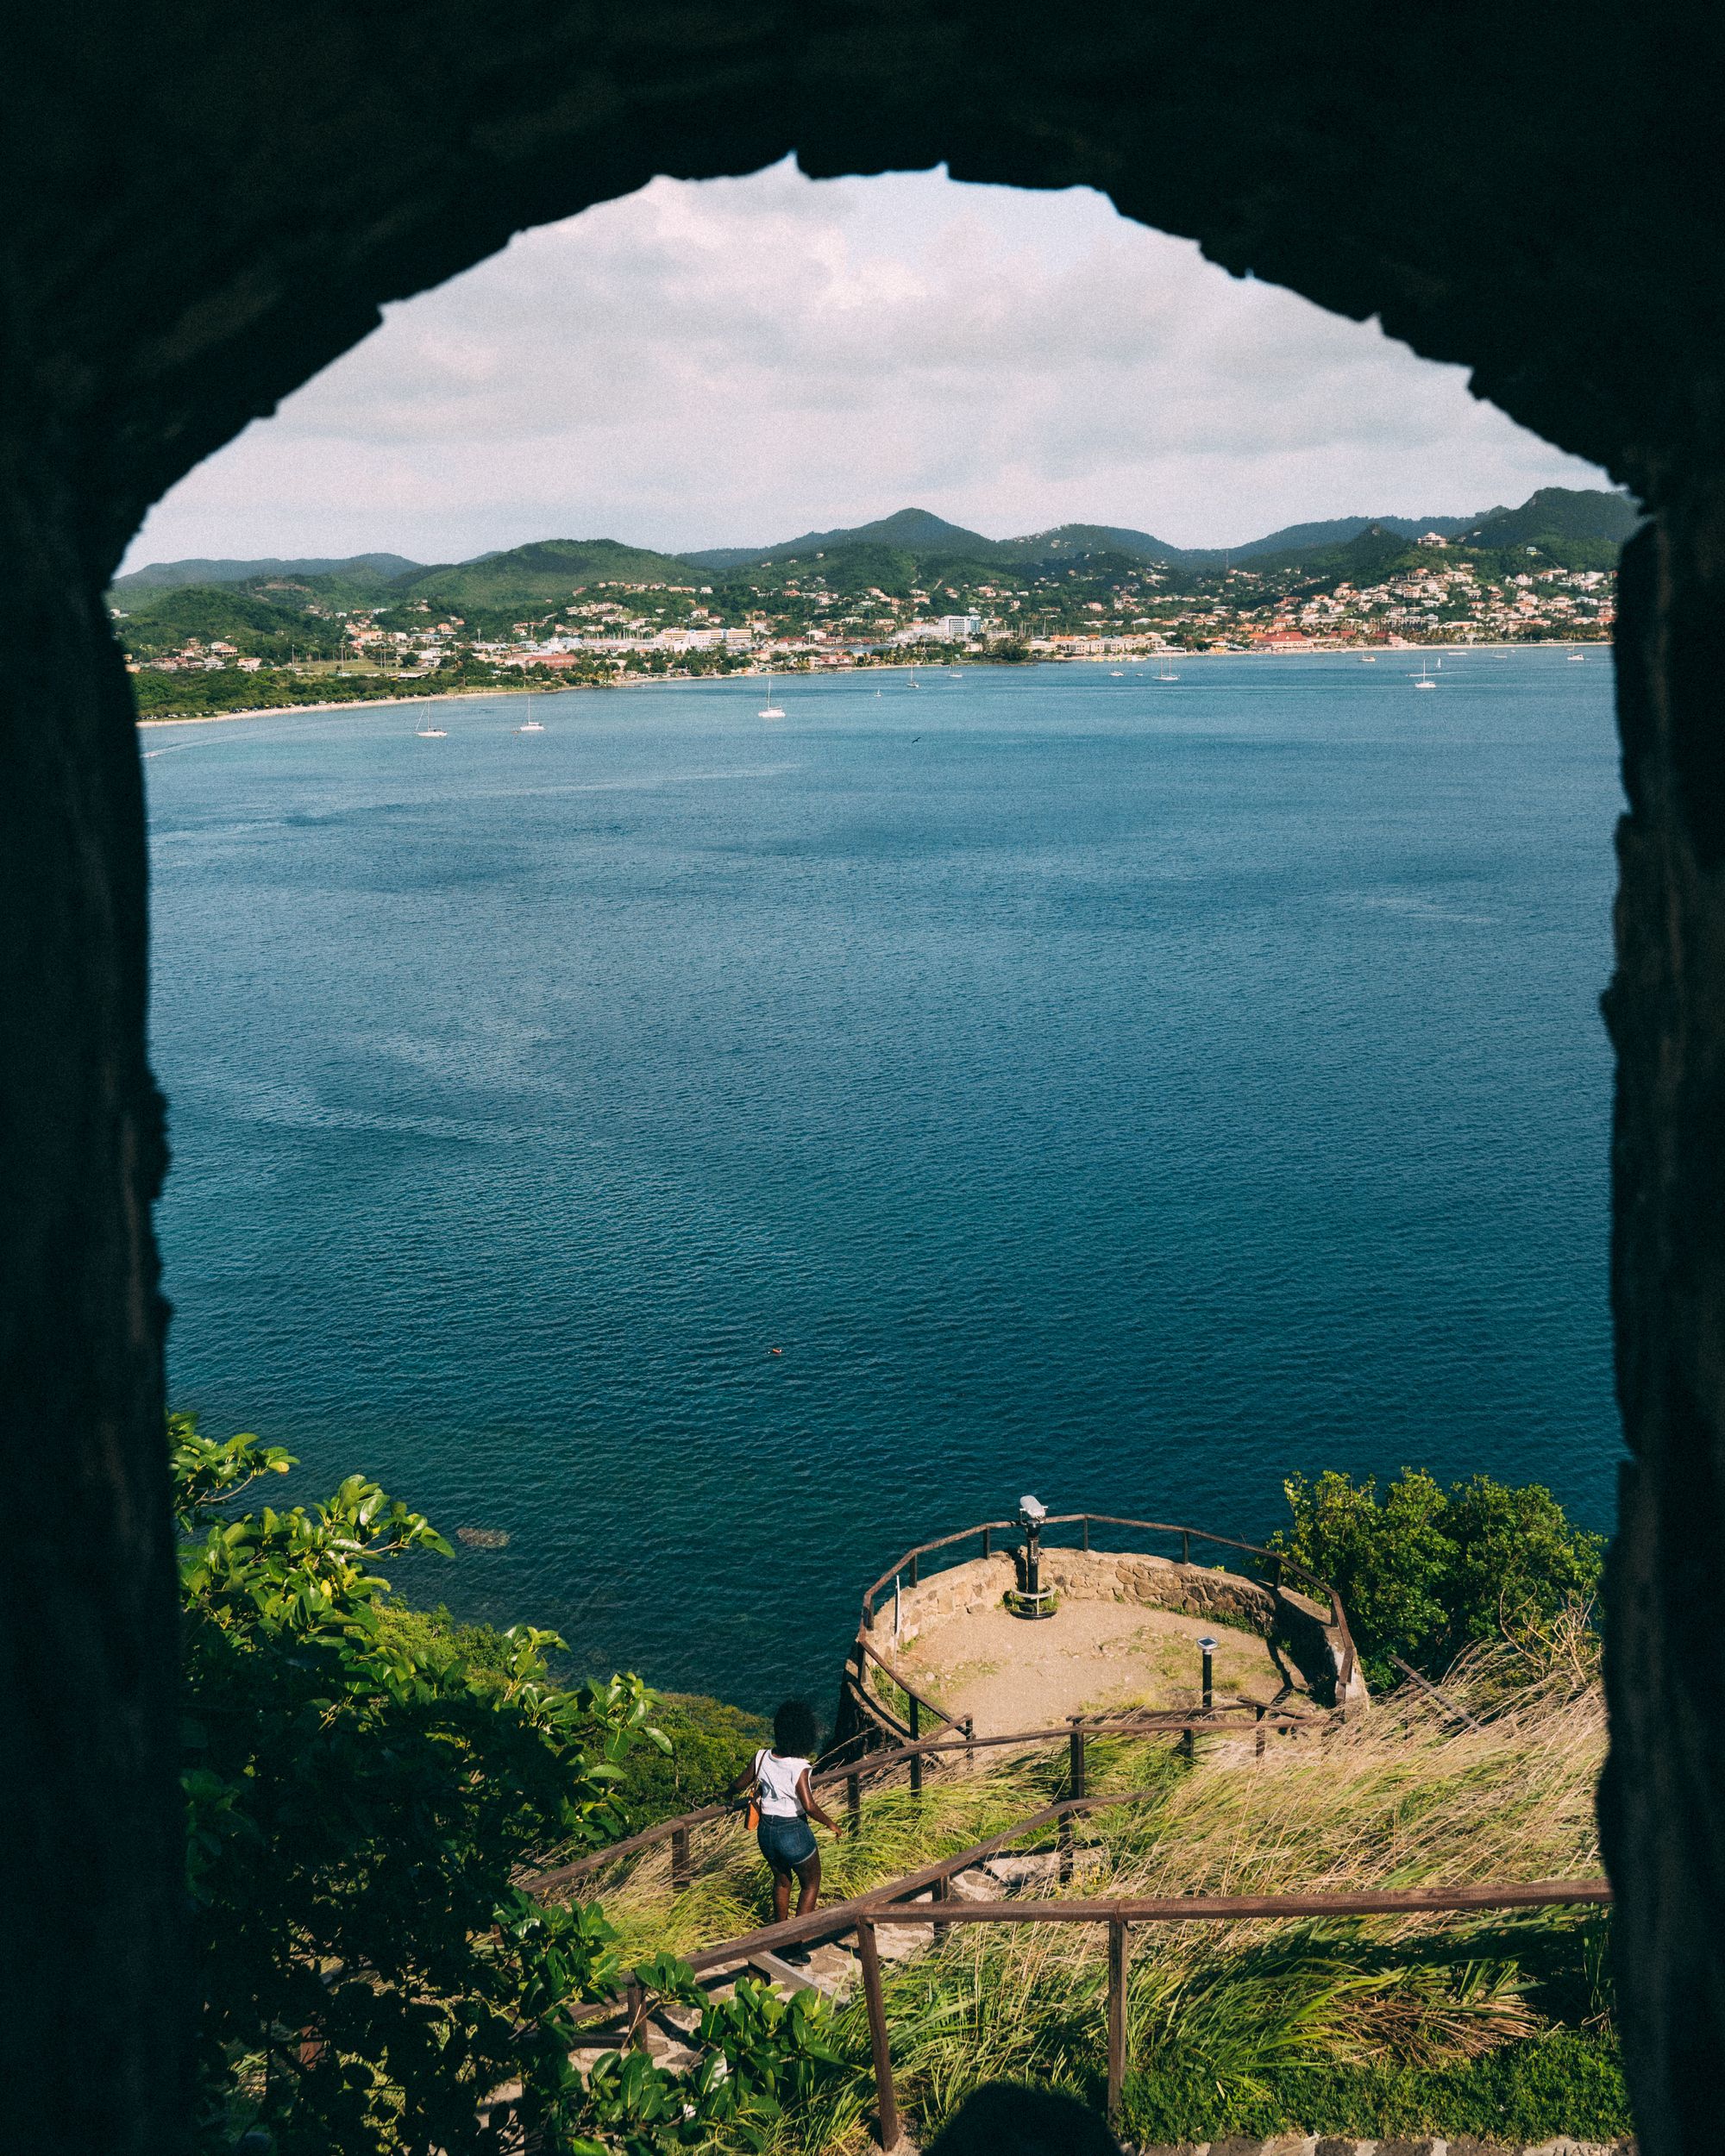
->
[603, 1622, 1615, 2151]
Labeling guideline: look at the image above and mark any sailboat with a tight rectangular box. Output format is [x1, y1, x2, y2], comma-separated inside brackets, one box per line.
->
[1568, 649, 1587, 661]
[518, 690, 545, 732]
[415, 702, 447, 738]
[1413, 656, 1437, 689]
[758, 674, 786, 718]
[1156, 655, 1180, 681]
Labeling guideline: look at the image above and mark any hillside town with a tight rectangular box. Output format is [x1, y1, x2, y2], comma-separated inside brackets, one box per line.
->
[112, 491, 1629, 715]
[125, 548, 1614, 683]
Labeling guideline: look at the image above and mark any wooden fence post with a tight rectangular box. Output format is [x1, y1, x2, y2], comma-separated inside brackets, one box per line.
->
[908, 1551, 919, 1587]
[1254, 1702, 1266, 1761]
[981, 1525, 991, 1558]
[1107, 1919, 1128, 2123]
[1181, 1529, 1191, 1565]
[625, 1979, 649, 2053]
[670, 1825, 690, 1891]
[1069, 1718, 1087, 1802]
[963, 1714, 975, 1767]
[856, 1918, 900, 2152]
[1081, 1515, 1091, 1551]
[909, 1698, 922, 1798]
[848, 1773, 862, 1834]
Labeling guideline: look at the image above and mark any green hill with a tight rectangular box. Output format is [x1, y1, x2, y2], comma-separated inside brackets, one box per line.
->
[114, 550, 420, 593]
[996, 523, 1182, 567]
[114, 583, 344, 661]
[393, 537, 697, 607]
[683, 507, 995, 572]
[1463, 487, 1639, 548]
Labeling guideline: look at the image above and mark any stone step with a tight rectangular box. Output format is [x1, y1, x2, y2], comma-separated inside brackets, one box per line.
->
[1130, 2140, 1633, 2156]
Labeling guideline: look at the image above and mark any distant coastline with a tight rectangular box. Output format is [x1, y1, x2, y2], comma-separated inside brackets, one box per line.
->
[135, 641, 1602, 730]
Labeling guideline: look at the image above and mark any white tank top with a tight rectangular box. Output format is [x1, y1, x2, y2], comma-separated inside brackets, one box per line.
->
[754, 1750, 809, 1818]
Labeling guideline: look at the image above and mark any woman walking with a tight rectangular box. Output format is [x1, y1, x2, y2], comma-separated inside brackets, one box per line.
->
[734, 1700, 841, 1947]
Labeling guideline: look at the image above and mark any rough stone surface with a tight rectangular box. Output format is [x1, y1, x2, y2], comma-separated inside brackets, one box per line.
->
[1131, 2145, 1633, 2156]
[6, 7, 1725, 2150]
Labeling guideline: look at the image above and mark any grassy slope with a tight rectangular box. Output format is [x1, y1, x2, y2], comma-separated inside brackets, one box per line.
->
[589, 1629, 1622, 2152]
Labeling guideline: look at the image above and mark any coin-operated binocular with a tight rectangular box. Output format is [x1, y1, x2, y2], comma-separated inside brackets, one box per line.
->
[1005, 1493, 1057, 1620]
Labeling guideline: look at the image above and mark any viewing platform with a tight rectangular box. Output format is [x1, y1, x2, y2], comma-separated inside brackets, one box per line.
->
[834, 1503, 1366, 1756]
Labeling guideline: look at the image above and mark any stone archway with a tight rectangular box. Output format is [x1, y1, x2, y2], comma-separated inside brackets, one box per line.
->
[5, 8, 1722, 2150]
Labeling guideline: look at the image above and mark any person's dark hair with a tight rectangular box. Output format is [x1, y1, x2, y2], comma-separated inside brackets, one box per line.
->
[772, 1698, 819, 1756]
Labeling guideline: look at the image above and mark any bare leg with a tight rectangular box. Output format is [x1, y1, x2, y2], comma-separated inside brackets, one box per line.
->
[773, 1869, 792, 1924]
[794, 1851, 822, 1917]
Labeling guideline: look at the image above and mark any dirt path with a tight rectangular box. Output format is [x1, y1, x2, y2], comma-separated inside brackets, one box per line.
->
[895, 1598, 1305, 1736]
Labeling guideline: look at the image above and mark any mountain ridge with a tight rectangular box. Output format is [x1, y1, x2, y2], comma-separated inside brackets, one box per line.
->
[116, 487, 1639, 599]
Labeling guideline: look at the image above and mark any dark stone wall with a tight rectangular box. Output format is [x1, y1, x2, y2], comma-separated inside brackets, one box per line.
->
[1600, 505, 1725, 2152]
[5, 4, 1724, 2147]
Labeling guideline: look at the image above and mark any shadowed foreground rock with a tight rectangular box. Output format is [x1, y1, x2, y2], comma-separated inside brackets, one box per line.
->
[925, 2083, 1125, 2156]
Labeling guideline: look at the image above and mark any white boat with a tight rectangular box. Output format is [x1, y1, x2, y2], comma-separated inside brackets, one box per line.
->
[758, 673, 786, 718]
[415, 702, 447, 736]
[518, 693, 545, 733]
[1359, 654, 1377, 663]
[1413, 657, 1437, 689]
[1110, 669, 1124, 677]
[1156, 661, 1180, 681]
[1569, 650, 1587, 661]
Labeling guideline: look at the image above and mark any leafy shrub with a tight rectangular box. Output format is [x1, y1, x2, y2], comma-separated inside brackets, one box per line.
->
[1272, 1467, 1604, 1687]
[612, 1692, 771, 1827]
[1119, 2028, 1629, 2145]
[172, 1414, 837, 2154]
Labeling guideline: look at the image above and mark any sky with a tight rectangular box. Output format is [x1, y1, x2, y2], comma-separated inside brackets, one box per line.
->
[124, 160, 1609, 571]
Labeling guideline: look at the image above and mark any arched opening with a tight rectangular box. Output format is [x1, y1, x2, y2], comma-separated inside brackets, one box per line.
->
[4, 22, 1722, 2152]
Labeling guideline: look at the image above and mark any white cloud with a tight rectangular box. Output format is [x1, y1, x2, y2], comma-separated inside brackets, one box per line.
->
[124, 160, 1608, 567]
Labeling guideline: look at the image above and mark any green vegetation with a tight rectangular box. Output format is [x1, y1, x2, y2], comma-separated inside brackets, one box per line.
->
[173, 1415, 837, 2155]
[173, 1421, 1616, 2152]
[596, 1620, 1617, 2151]
[116, 486, 1633, 724]
[614, 1693, 773, 1824]
[1273, 1467, 1605, 1689]
[1119, 2030, 1629, 2145]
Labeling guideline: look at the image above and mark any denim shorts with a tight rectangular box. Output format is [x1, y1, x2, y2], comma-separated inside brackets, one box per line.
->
[756, 1813, 818, 1871]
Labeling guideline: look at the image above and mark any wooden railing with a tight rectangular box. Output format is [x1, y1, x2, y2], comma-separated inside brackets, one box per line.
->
[850, 1877, 1613, 2145]
[559, 1812, 1609, 2147]
[527, 1699, 1314, 1900]
[526, 1688, 1606, 2151]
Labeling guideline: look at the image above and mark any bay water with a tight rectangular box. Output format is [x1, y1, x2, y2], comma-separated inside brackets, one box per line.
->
[146, 652, 1622, 1708]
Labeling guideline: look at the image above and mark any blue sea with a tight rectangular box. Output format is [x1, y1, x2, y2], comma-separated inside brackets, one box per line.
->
[145, 652, 1623, 1708]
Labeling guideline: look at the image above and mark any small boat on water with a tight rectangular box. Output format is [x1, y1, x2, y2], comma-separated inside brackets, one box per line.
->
[1413, 657, 1438, 689]
[1569, 650, 1587, 661]
[518, 691, 545, 733]
[758, 673, 786, 718]
[416, 702, 447, 736]
[1359, 654, 1377, 663]
[1110, 669, 1125, 677]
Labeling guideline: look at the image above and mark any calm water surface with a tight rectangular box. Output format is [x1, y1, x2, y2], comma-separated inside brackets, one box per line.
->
[147, 653, 1623, 1706]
